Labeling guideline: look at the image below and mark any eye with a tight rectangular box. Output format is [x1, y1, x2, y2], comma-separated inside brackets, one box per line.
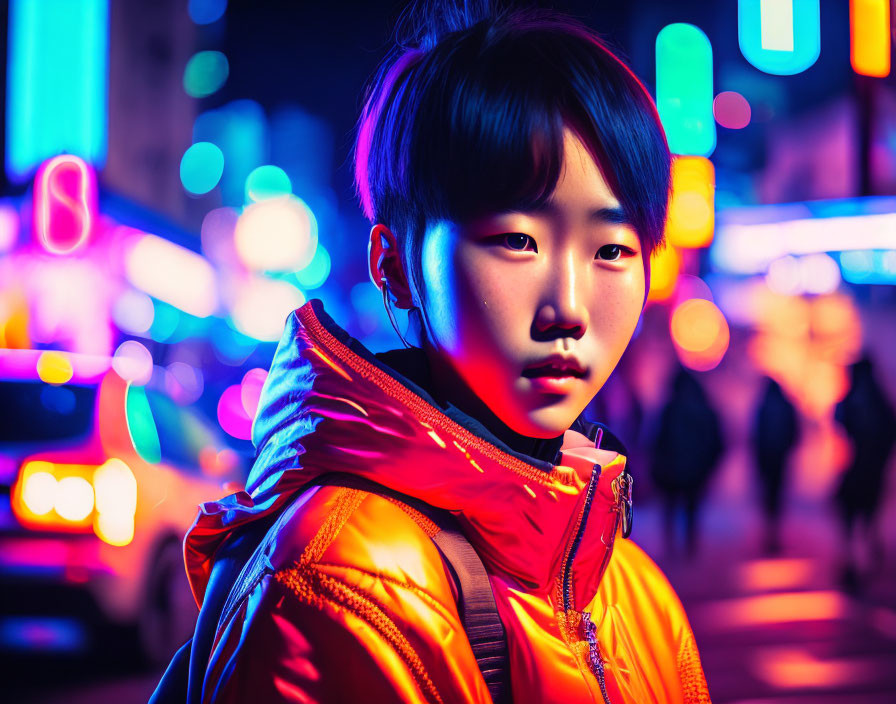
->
[501, 233, 537, 252]
[596, 244, 634, 261]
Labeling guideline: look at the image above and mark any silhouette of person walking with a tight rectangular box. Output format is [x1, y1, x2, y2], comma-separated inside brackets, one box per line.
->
[752, 377, 800, 555]
[833, 356, 896, 590]
[650, 366, 725, 557]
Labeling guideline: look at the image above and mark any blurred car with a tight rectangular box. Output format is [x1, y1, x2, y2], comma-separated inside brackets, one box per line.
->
[0, 350, 246, 664]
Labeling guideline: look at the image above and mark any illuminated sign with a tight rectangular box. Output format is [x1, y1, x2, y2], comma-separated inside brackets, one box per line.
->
[34, 155, 97, 254]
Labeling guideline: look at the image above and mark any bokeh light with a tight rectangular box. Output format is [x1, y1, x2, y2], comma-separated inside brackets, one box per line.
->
[22, 470, 56, 516]
[54, 476, 94, 522]
[183, 51, 229, 98]
[179, 142, 225, 195]
[240, 368, 268, 420]
[200, 207, 240, 265]
[295, 244, 331, 289]
[111, 289, 154, 336]
[648, 245, 681, 302]
[670, 298, 730, 371]
[245, 165, 292, 203]
[713, 91, 751, 129]
[234, 195, 318, 272]
[230, 277, 305, 341]
[0, 203, 19, 253]
[112, 340, 153, 386]
[92, 458, 137, 547]
[766, 254, 841, 295]
[125, 385, 161, 464]
[124, 232, 218, 318]
[164, 361, 204, 405]
[188, 0, 227, 25]
[36, 351, 74, 385]
[217, 384, 252, 440]
[656, 23, 715, 157]
[666, 156, 715, 248]
[850, 0, 890, 77]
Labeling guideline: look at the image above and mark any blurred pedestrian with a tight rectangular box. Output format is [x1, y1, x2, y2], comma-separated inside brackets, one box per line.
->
[751, 377, 799, 555]
[833, 355, 896, 591]
[650, 365, 725, 557]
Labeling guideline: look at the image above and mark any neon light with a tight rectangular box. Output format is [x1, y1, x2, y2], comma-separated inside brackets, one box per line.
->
[760, 0, 793, 51]
[0, 349, 110, 383]
[92, 458, 137, 547]
[0, 204, 20, 253]
[123, 231, 218, 317]
[666, 156, 715, 249]
[125, 385, 161, 464]
[738, 0, 820, 75]
[6, 0, 109, 182]
[713, 211, 896, 274]
[656, 24, 716, 157]
[850, 0, 891, 77]
[34, 156, 97, 254]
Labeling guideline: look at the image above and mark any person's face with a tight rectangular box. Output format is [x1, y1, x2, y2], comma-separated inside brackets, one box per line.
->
[418, 127, 646, 438]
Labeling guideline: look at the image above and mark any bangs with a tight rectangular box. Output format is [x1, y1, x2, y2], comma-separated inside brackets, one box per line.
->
[355, 10, 671, 280]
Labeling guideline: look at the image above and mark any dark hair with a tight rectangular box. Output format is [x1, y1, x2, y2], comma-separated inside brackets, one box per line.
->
[354, 1, 671, 298]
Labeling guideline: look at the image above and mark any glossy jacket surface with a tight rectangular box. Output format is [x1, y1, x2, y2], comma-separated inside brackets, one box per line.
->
[185, 300, 711, 703]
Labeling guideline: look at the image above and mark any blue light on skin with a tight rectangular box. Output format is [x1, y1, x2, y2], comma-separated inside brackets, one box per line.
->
[6, 0, 109, 182]
[738, 0, 821, 76]
[656, 23, 716, 157]
[180, 142, 225, 195]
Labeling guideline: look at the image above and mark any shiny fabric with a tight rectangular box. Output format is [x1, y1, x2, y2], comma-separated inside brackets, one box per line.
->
[185, 300, 711, 703]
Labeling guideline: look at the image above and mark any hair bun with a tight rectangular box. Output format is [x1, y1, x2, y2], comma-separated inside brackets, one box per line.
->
[395, 0, 505, 50]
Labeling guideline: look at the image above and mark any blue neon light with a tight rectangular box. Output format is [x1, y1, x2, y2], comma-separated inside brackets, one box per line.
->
[738, 0, 820, 76]
[6, 0, 109, 182]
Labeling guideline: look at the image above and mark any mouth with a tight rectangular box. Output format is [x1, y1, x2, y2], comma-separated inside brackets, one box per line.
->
[521, 355, 588, 380]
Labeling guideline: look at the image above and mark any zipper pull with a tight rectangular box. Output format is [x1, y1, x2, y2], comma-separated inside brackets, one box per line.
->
[612, 472, 634, 539]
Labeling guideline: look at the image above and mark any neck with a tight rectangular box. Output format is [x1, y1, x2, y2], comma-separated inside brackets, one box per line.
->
[376, 346, 565, 464]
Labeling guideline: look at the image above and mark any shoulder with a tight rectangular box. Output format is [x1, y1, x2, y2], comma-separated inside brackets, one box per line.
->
[267, 483, 455, 604]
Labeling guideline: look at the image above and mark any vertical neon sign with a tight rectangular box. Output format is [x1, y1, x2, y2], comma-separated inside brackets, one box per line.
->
[34, 155, 98, 254]
[656, 23, 716, 157]
[6, 0, 109, 182]
[850, 0, 891, 77]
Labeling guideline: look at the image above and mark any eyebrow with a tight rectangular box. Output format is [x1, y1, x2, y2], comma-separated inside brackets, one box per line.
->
[525, 201, 630, 225]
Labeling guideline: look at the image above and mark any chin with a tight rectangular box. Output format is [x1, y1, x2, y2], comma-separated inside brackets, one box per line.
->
[513, 404, 583, 439]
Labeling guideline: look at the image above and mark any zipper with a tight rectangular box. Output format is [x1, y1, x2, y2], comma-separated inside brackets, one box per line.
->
[559, 464, 613, 704]
[582, 610, 612, 704]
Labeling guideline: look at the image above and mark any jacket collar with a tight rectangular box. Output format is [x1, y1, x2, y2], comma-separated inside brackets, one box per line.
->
[186, 299, 628, 608]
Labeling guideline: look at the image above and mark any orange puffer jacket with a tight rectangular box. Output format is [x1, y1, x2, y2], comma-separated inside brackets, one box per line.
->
[185, 300, 711, 703]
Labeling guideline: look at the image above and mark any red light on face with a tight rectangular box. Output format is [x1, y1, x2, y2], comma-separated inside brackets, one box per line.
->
[33, 155, 97, 255]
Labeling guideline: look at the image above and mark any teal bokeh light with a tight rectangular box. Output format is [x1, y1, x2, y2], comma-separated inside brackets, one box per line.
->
[295, 244, 331, 289]
[245, 165, 292, 202]
[656, 23, 716, 157]
[738, 0, 820, 76]
[180, 142, 225, 195]
[183, 51, 229, 98]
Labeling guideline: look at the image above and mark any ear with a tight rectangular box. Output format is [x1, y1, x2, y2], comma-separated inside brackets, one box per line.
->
[368, 224, 415, 309]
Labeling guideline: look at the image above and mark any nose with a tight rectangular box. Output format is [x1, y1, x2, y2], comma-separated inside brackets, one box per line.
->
[532, 251, 589, 341]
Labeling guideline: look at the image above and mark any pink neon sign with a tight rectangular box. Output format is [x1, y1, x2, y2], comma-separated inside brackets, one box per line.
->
[34, 155, 97, 254]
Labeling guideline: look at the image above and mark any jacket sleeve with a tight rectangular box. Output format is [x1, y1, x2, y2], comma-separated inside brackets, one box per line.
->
[200, 489, 491, 704]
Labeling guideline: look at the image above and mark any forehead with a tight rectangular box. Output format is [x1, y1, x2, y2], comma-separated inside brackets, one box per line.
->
[550, 128, 620, 207]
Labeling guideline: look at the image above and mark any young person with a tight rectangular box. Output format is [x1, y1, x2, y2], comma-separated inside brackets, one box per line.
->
[177, 3, 711, 702]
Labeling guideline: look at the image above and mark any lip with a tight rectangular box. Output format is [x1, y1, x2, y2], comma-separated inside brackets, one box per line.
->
[522, 353, 588, 379]
[525, 375, 583, 394]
